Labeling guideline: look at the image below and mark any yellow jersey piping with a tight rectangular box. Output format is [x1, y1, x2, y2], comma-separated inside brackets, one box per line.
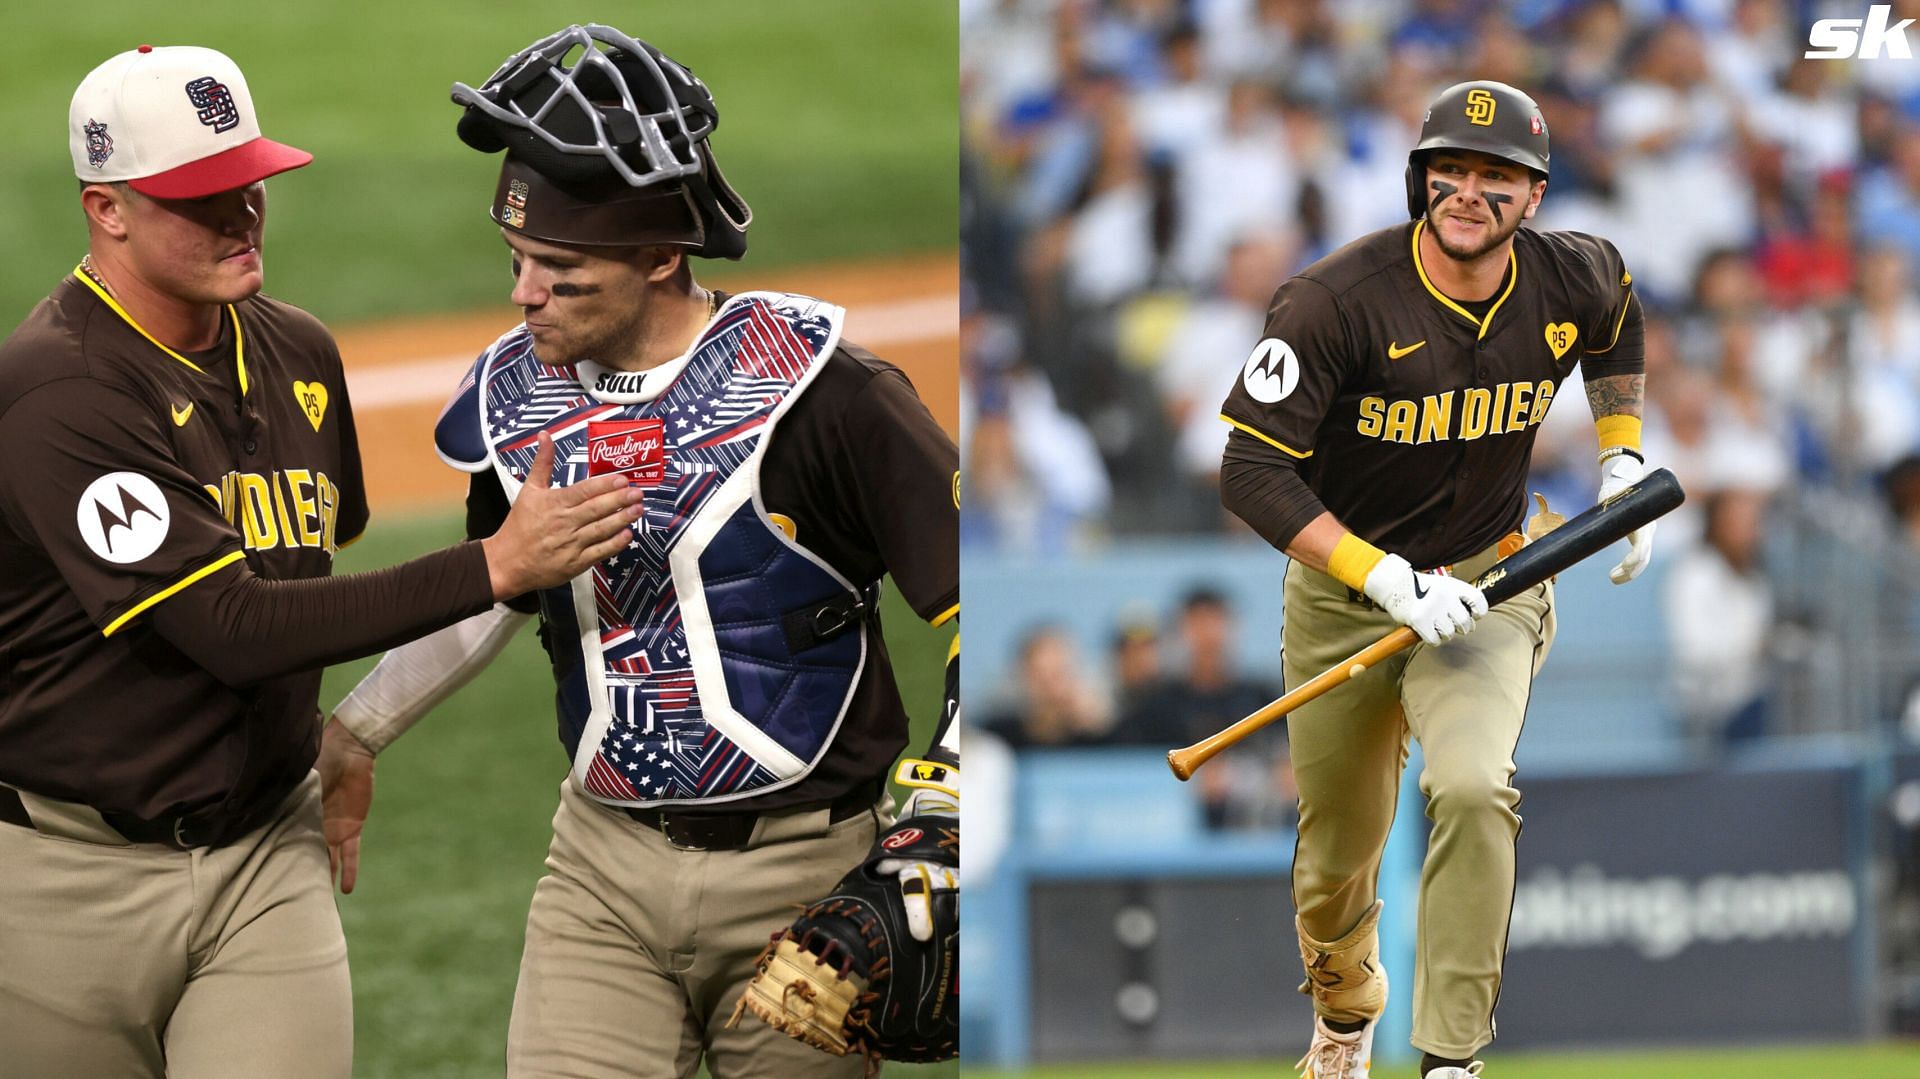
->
[1585, 289, 1635, 356]
[1409, 221, 1518, 341]
[101, 550, 246, 637]
[72, 266, 247, 392]
[1220, 414, 1312, 459]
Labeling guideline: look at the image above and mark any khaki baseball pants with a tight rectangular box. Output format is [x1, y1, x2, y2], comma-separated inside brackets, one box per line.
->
[0, 771, 351, 1078]
[506, 779, 885, 1079]
[1282, 543, 1554, 1058]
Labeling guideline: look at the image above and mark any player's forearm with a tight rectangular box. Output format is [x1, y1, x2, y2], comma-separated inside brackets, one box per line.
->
[149, 542, 495, 686]
[1586, 372, 1646, 466]
[331, 603, 531, 753]
[1220, 429, 1330, 551]
[1584, 373, 1644, 421]
[1219, 455, 1378, 588]
[1281, 512, 1357, 576]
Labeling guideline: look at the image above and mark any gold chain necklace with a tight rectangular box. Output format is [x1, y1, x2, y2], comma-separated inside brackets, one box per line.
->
[78, 253, 112, 295]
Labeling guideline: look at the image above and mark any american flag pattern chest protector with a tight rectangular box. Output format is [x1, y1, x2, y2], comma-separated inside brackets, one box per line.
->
[435, 292, 869, 807]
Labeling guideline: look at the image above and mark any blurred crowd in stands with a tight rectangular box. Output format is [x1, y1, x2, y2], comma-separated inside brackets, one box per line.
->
[960, 0, 1920, 821]
[977, 586, 1298, 828]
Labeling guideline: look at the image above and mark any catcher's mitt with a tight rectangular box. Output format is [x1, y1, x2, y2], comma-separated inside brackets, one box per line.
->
[732, 813, 958, 1072]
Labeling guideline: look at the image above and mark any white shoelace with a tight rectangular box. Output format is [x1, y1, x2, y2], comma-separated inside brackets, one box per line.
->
[1295, 1032, 1363, 1078]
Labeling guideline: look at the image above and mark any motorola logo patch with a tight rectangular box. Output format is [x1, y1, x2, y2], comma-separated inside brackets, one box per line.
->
[76, 472, 170, 564]
[1241, 338, 1300, 404]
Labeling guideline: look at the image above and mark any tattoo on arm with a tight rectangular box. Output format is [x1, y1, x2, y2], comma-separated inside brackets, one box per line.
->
[1585, 373, 1644, 419]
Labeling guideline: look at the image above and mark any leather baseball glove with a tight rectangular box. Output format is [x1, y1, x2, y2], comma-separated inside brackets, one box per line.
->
[733, 773, 958, 1073]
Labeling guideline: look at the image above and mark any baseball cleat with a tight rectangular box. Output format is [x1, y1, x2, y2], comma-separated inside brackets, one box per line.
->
[1423, 1064, 1483, 1078]
[1294, 1013, 1377, 1079]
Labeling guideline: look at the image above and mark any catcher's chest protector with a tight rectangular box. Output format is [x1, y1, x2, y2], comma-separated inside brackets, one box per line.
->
[441, 293, 867, 806]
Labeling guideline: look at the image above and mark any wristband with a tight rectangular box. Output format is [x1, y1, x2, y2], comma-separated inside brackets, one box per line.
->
[1327, 533, 1388, 592]
[1594, 415, 1643, 461]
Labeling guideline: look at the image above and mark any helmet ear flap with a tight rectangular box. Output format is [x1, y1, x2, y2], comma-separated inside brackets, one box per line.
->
[457, 105, 507, 153]
[688, 142, 751, 259]
[1405, 152, 1427, 220]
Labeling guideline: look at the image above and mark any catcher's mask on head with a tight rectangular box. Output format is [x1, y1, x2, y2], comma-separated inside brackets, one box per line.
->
[451, 24, 751, 258]
[1404, 79, 1550, 220]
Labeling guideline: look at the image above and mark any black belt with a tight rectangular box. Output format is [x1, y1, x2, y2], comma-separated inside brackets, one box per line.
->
[0, 786, 30, 830]
[0, 784, 283, 850]
[622, 777, 882, 851]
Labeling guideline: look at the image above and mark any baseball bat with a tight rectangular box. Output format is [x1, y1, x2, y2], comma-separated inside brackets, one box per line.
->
[1167, 467, 1685, 781]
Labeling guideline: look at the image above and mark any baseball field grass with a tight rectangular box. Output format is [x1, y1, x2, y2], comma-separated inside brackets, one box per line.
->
[965, 1043, 1920, 1078]
[0, 0, 957, 326]
[320, 510, 957, 1078]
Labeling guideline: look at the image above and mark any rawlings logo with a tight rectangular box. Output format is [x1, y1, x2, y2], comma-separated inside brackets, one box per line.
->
[586, 419, 666, 485]
[589, 434, 661, 469]
[881, 828, 924, 850]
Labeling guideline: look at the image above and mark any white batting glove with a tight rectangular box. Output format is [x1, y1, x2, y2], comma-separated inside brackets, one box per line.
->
[1362, 553, 1488, 646]
[1598, 453, 1655, 584]
[874, 780, 958, 942]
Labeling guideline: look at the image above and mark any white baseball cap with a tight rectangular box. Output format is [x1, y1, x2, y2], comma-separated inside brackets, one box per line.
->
[69, 44, 312, 199]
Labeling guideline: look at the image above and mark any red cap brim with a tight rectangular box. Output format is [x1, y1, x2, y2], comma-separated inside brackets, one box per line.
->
[127, 138, 314, 200]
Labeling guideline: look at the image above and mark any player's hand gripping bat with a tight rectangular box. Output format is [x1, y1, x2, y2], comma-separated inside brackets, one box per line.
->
[1168, 468, 1685, 781]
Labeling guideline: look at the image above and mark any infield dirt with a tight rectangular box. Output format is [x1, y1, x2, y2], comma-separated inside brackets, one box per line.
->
[335, 252, 958, 514]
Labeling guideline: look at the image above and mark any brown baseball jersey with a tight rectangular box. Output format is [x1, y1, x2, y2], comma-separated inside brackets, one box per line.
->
[1220, 220, 1643, 568]
[0, 271, 367, 820]
[463, 331, 960, 813]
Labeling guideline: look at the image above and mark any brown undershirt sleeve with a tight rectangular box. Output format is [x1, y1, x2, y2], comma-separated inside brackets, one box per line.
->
[1220, 428, 1330, 552]
[465, 470, 541, 614]
[148, 541, 496, 686]
[1581, 291, 1646, 380]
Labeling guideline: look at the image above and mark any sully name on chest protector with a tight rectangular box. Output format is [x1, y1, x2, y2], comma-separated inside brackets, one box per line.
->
[594, 369, 651, 398]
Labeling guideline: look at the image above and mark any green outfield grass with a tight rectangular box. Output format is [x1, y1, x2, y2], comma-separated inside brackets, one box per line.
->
[321, 510, 955, 1078]
[967, 1043, 1920, 1078]
[0, 0, 957, 326]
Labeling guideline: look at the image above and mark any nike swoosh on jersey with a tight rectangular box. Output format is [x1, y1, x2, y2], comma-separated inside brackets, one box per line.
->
[170, 402, 194, 427]
[1387, 340, 1427, 360]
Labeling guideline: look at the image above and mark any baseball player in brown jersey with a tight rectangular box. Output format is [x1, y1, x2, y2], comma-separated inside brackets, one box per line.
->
[313, 26, 960, 1077]
[1217, 81, 1651, 1079]
[0, 45, 646, 1079]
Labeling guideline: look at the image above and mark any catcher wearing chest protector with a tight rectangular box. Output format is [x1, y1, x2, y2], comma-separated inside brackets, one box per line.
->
[316, 25, 958, 1077]
[1217, 81, 1652, 1079]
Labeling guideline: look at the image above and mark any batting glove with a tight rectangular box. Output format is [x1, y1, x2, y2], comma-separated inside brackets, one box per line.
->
[1362, 553, 1488, 646]
[875, 770, 959, 942]
[1598, 453, 1655, 584]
